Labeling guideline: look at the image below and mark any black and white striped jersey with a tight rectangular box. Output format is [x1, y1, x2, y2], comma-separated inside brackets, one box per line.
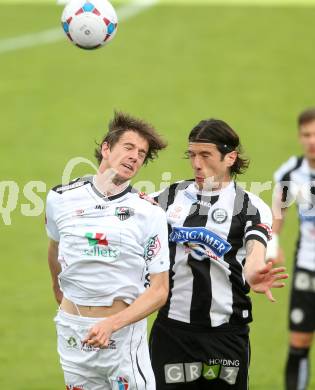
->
[153, 180, 272, 328]
[274, 156, 315, 271]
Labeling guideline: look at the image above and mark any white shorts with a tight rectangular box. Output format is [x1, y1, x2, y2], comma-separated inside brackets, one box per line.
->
[54, 310, 156, 390]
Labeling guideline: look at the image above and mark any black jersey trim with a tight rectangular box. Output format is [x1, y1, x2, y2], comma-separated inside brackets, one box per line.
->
[85, 176, 133, 201]
[245, 234, 267, 247]
[245, 225, 270, 244]
[129, 324, 139, 390]
[51, 177, 90, 194]
[135, 336, 147, 389]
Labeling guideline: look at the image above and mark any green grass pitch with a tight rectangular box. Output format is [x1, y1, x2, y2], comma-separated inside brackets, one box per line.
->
[1, 0, 315, 388]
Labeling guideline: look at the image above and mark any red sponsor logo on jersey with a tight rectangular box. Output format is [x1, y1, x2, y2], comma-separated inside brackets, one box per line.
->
[66, 385, 85, 390]
[75, 209, 85, 216]
[85, 232, 108, 246]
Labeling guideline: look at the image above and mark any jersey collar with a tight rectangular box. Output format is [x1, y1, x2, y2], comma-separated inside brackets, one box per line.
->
[87, 176, 133, 201]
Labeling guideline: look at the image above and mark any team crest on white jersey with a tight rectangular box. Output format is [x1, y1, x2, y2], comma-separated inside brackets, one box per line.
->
[115, 207, 135, 221]
[211, 208, 228, 224]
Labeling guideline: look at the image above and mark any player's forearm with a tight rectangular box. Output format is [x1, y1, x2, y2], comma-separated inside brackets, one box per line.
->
[244, 241, 266, 285]
[48, 240, 62, 296]
[272, 216, 285, 235]
[265, 215, 286, 260]
[110, 272, 169, 332]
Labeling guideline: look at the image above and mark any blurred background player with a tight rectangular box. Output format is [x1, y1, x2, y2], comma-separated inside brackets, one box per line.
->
[45, 112, 169, 390]
[149, 118, 288, 389]
[266, 107, 315, 390]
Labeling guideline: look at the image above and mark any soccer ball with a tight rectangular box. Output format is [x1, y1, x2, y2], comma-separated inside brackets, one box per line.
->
[61, 0, 118, 50]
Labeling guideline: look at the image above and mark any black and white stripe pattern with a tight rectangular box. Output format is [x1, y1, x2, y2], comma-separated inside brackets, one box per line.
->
[274, 156, 315, 271]
[154, 180, 272, 328]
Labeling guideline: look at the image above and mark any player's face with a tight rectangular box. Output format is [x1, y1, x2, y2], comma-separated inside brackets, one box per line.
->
[187, 143, 237, 190]
[101, 131, 149, 181]
[299, 120, 315, 161]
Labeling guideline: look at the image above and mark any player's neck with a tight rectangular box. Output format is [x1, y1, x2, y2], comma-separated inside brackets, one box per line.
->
[93, 172, 129, 197]
[196, 179, 232, 193]
[306, 157, 315, 170]
[196, 174, 232, 192]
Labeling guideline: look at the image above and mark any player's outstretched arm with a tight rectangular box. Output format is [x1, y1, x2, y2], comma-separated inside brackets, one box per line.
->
[244, 240, 289, 302]
[83, 271, 169, 348]
[47, 239, 63, 305]
[266, 215, 286, 264]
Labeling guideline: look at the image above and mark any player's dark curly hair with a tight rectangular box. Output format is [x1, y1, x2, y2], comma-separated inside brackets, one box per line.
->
[188, 118, 249, 177]
[298, 107, 315, 127]
[95, 111, 167, 165]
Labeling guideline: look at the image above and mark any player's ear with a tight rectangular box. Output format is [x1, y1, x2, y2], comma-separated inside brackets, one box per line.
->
[225, 150, 237, 167]
[101, 142, 110, 159]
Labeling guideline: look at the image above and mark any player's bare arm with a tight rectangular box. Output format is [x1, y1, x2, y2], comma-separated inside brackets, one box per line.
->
[83, 271, 169, 347]
[47, 239, 63, 305]
[266, 204, 288, 264]
[244, 239, 288, 302]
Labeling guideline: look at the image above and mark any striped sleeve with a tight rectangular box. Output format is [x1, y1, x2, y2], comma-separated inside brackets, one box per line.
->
[274, 156, 298, 183]
[273, 156, 302, 204]
[244, 192, 272, 247]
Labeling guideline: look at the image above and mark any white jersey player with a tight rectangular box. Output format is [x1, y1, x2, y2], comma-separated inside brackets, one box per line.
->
[266, 108, 315, 390]
[45, 112, 169, 390]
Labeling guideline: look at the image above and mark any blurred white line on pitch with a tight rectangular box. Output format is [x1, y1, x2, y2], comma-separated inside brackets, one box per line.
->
[0, 0, 158, 54]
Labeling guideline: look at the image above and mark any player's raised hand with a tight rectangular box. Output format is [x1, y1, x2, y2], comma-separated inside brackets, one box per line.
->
[82, 318, 114, 348]
[249, 261, 289, 302]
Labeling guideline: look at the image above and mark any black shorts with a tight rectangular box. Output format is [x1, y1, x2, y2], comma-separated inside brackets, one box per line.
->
[149, 318, 250, 390]
[289, 267, 315, 332]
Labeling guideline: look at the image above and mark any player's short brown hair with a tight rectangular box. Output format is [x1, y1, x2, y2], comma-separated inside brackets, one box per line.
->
[95, 111, 167, 164]
[188, 118, 249, 177]
[298, 107, 315, 127]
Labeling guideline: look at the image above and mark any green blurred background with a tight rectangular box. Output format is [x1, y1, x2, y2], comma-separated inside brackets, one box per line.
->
[1, 0, 315, 388]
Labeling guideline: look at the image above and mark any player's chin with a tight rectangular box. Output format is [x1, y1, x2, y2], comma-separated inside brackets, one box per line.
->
[306, 151, 315, 160]
[118, 168, 135, 181]
[195, 177, 205, 184]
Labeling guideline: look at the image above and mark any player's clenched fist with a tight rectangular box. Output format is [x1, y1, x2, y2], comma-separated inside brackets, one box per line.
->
[83, 318, 114, 348]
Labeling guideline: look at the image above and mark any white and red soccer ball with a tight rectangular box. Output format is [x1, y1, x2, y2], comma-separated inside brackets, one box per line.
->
[61, 0, 118, 50]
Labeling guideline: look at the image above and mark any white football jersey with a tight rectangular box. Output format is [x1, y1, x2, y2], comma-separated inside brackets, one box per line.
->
[274, 156, 315, 271]
[45, 176, 170, 306]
